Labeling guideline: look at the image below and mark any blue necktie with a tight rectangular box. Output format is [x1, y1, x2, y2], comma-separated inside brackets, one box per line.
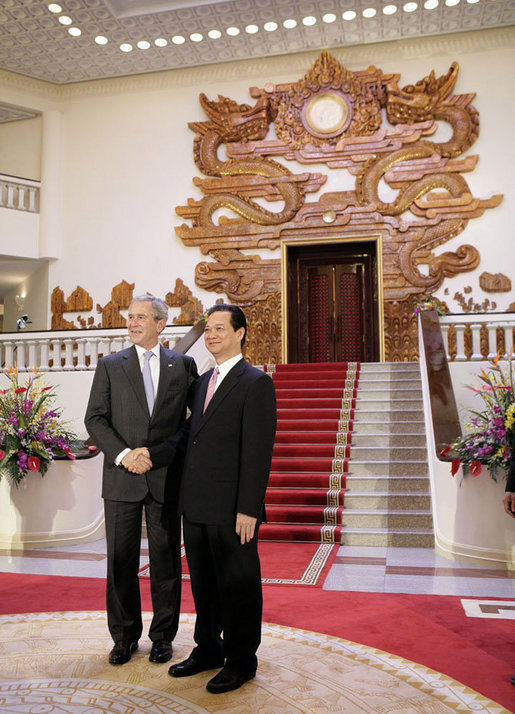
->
[142, 350, 155, 414]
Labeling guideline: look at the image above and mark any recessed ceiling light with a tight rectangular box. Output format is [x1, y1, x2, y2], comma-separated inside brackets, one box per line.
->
[245, 24, 259, 33]
[322, 13, 337, 22]
[226, 26, 240, 36]
[383, 4, 398, 13]
[466, 0, 480, 3]
[264, 21, 278, 31]
[363, 7, 377, 17]
[403, 1, 418, 10]
[120, 42, 133, 52]
[172, 35, 185, 44]
[95, 35, 108, 45]
[190, 32, 203, 42]
[208, 29, 222, 39]
[445, 0, 460, 4]
[424, 0, 439, 7]
[283, 18, 297, 29]
[48, 3, 62, 13]
[342, 10, 357, 20]
[58, 15, 72, 25]
[137, 40, 150, 49]
[302, 16, 317, 26]
[68, 26, 81, 36]
[155, 37, 167, 47]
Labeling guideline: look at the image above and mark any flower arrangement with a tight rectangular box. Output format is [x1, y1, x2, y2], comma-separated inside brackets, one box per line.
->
[0, 367, 77, 487]
[440, 353, 514, 481]
[412, 297, 445, 317]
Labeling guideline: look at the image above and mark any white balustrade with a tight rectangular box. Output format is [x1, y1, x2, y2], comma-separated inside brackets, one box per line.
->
[439, 313, 515, 362]
[0, 174, 40, 213]
[0, 326, 192, 372]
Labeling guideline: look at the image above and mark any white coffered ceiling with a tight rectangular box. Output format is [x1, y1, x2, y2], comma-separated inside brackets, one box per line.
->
[0, 0, 513, 88]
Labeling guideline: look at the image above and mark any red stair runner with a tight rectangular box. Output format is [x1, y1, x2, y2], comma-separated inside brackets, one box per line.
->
[259, 361, 360, 543]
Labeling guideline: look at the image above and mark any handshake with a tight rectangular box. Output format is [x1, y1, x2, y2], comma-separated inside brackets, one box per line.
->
[121, 447, 152, 474]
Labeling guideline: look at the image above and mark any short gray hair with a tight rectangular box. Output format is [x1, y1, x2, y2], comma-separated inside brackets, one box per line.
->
[130, 295, 168, 322]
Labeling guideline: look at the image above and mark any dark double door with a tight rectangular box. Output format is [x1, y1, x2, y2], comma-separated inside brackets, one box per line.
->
[287, 241, 379, 363]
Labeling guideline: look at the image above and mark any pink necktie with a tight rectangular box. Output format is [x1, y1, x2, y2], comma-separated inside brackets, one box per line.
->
[203, 367, 219, 413]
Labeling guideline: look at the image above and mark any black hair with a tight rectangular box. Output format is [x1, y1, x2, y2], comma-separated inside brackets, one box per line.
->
[206, 303, 247, 347]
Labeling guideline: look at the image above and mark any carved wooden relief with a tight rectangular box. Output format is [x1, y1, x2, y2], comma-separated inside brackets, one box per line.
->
[165, 278, 204, 325]
[479, 272, 511, 293]
[175, 51, 503, 362]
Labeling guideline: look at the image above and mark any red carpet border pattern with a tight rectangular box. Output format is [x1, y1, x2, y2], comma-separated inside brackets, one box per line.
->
[260, 361, 360, 544]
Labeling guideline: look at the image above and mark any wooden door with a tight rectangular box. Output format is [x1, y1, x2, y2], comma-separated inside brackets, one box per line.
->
[287, 241, 379, 363]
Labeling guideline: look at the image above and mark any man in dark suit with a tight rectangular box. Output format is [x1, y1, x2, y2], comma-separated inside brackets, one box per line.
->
[144, 304, 277, 694]
[84, 295, 198, 666]
[503, 430, 515, 518]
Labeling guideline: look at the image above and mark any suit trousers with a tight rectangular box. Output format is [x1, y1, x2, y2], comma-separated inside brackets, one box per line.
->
[104, 492, 181, 643]
[183, 516, 262, 675]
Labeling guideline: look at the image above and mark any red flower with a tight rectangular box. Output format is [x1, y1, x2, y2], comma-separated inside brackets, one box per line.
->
[451, 459, 461, 476]
[64, 448, 76, 461]
[470, 461, 482, 477]
[440, 446, 451, 457]
[28, 456, 40, 471]
[15, 387, 27, 394]
[0, 449, 5, 461]
[86, 445, 98, 452]
[42, 386, 53, 392]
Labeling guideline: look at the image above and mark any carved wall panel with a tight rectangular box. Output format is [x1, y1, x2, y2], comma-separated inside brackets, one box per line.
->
[479, 272, 511, 293]
[165, 278, 205, 325]
[175, 51, 503, 361]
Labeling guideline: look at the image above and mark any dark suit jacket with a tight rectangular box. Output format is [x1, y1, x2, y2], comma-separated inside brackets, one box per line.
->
[85, 344, 198, 503]
[150, 359, 277, 524]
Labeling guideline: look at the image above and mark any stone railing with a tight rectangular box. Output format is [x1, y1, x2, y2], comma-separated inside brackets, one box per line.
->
[0, 173, 40, 213]
[439, 312, 515, 361]
[0, 326, 192, 372]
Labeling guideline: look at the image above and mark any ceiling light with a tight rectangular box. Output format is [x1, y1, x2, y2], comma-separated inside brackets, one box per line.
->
[208, 29, 222, 39]
[154, 38, 168, 47]
[363, 7, 377, 16]
[322, 13, 337, 22]
[302, 16, 317, 26]
[466, 0, 480, 3]
[95, 35, 108, 45]
[226, 26, 240, 36]
[245, 24, 259, 34]
[342, 10, 357, 20]
[403, 1, 418, 10]
[190, 32, 203, 42]
[48, 3, 62, 13]
[424, 0, 439, 6]
[68, 27, 81, 36]
[445, 0, 460, 4]
[137, 40, 150, 49]
[172, 35, 185, 44]
[283, 18, 297, 28]
[120, 43, 133, 52]
[264, 21, 278, 31]
[383, 4, 398, 13]
[58, 15, 72, 25]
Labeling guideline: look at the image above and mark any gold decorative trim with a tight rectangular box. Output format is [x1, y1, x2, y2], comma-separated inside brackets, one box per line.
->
[321, 525, 337, 543]
[329, 473, 343, 489]
[336, 432, 348, 445]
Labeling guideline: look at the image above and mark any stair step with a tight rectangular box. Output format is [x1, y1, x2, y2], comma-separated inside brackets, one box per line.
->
[353, 422, 425, 435]
[266, 505, 343, 524]
[349, 445, 427, 460]
[353, 410, 424, 422]
[341, 510, 433, 528]
[268, 472, 345, 488]
[266, 488, 343, 506]
[345, 475, 429, 492]
[275, 431, 343, 444]
[259, 524, 341, 543]
[351, 434, 425, 446]
[348, 460, 428, 476]
[339, 528, 434, 548]
[344, 492, 431, 509]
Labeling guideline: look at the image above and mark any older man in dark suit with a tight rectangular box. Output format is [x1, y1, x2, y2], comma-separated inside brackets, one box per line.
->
[85, 295, 198, 666]
[143, 304, 277, 694]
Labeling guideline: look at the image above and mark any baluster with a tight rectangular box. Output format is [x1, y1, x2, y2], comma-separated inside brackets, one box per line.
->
[50, 339, 62, 371]
[454, 324, 466, 361]
[441, 324, 450, 360]
[6, 182, 15, 209]
[88, 338, 100, 370]
[39, 341, 50, 372]
[486, 323, 498, 361]
[27, 187, 37, 213]
[17, 185, 25, 210]
[503, 323, 514, 357]
[0, 181, 4, 208]
[470, 323, 482, 360]
[2, 341, 14, 369]
[63, 338, 74, 371]
[111, 337, 124, 355]
[75, 338, 87, 370]
[16, 341, 27, 371]
[26, 341, 38, 371]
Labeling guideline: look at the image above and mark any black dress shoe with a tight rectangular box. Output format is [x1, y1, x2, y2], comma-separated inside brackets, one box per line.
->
[206, 667, 255, 694]
[168, 654, 224, 678]
[108, 641, 138, 665]
[149, 640, 173, 663]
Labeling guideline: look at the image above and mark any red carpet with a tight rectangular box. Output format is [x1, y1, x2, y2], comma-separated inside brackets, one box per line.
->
[260, 361, 359, 543]
[0, 571, 513, 710]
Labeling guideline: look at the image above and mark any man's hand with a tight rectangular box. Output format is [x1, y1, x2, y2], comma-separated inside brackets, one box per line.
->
[235, 513, 257, 544]
[121, 447, 152, 474]
[503, 491, 515, 518]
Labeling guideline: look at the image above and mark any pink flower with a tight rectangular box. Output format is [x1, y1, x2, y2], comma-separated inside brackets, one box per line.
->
[0, 449, 5, 461]
[86, 445, 98, 452]
[28, 456, 40, 471]
[64, 448, 76, 461]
